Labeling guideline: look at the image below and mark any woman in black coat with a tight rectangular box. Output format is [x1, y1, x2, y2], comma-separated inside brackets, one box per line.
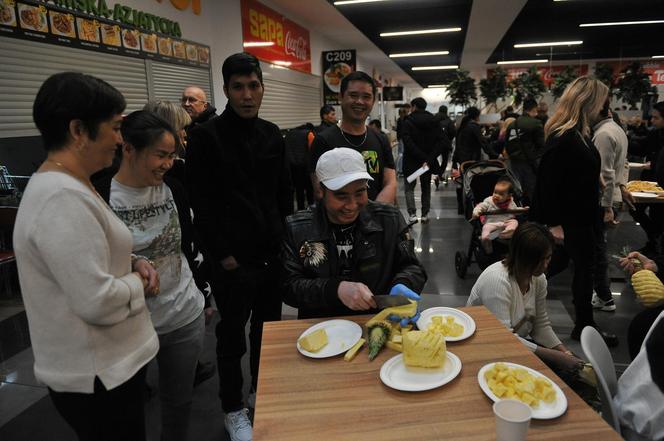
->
[531, 76, 618, 347]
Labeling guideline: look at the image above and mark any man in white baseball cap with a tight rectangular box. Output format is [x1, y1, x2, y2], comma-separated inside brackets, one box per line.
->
[281, 148, 427, 319]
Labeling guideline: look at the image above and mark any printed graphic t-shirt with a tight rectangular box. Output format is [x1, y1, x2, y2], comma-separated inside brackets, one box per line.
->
[331, 221, 356, 278]
[310, 125, 395, 201]
[110, 179, 203, 335]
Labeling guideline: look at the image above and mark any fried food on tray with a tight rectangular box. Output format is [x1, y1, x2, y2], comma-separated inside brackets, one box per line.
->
[626, 181, 664, 193]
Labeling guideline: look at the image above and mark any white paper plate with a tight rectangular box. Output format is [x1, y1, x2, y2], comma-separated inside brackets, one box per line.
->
[296, 319, 362, 359]
[416, 307, 476, 342]
[380, 351, 462, 392]
[477, 362, 568, 419]
[632, 191, 659, 198]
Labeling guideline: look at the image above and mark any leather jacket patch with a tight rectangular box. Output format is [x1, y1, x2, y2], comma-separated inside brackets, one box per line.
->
[299, 241, 327, 268]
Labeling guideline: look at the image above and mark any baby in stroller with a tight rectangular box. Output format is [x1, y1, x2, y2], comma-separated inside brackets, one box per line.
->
[471, 176, 519, 254]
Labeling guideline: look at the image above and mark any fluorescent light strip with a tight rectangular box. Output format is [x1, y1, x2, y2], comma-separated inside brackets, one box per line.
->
[412, 65, 458, 71]
[514, 40, 582, 48]
[243, 41, 274, 47]
[653, 55, 664, 59]
[580, 20, 664, 27]
[334, 0, 387, 4]
[497, 59, 548, 65]
[273, 60, 292, 66]
[390, 50, 449, 58]
[381, 27, 462, 37]
[427, 84, 448, 88]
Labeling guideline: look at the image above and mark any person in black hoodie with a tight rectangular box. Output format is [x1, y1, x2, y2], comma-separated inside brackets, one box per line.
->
[433, 105, 456, 189]
[181, 86, 217, 134]
[531, 76, 618, 347]
[185, 53, 292, 441]
[402, 97, 449, 223]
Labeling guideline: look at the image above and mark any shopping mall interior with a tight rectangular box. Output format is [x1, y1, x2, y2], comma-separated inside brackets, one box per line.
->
[1, 0, 663, 440]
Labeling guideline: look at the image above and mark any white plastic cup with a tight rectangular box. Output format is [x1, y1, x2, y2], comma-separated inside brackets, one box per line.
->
[493, 399, 532, 441]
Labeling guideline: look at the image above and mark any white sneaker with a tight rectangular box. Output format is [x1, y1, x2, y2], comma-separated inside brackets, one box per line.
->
[247, 390, 256, 409]
[224, 409, 252, 441]
[591, 292, 616, 312]
[408, 214, 418, 223]
[421, 215, 429, 223]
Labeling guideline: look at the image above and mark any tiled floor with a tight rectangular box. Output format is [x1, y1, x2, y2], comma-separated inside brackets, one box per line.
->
[0, 179, 647, 440]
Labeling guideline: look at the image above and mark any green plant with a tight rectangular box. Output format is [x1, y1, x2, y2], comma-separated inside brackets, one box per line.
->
[594, 63, 616, 94]
[479, 67, 509, 106]
[616, 62, 652, 109]
[551, 65, 579, 99]
[508, 66, 547, 106]
[447, 69, 477, 107]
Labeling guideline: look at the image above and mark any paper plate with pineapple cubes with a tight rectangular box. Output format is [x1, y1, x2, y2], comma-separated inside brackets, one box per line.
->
[297, 319, 362, 359]
[380, 351, 462, 392]
[416, 307, 476, 342]
[478, 362, 567, 419]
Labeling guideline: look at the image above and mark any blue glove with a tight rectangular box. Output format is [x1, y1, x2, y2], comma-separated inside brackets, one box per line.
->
[387, 284, 421, 327]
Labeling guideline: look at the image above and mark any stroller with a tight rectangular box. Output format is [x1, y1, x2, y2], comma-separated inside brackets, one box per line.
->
[454, 160, 527, 278]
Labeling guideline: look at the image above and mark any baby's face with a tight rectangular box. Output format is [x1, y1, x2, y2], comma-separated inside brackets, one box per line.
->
[492, 182, 511, 203]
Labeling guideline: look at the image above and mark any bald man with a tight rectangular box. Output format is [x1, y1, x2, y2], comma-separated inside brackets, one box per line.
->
[181, 86, 217, 130]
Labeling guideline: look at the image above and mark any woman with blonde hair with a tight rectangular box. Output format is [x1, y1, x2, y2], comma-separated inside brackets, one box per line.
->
[530, 76, 618, 347]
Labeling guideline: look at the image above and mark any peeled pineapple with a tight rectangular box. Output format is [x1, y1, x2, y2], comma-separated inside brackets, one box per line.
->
[403, 330, 446, 368]
[631, 269, 664, 307]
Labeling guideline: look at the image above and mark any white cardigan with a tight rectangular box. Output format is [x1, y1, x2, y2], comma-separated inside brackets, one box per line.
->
[13, 172, 159, 393]
[467, 261, 561, 351]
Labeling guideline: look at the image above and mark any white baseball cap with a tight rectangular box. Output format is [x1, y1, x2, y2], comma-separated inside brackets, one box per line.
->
[315, 148, 373, 191]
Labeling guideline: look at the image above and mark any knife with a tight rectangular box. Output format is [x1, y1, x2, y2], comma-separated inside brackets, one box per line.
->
[374, 295, 412, 309]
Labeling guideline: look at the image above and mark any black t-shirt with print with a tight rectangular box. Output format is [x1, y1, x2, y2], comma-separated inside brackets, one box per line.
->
[330, 221, 356, 278]
[310, 125, 395, 201]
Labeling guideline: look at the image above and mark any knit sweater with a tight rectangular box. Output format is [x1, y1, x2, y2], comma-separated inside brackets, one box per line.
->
[466, 261, 561, 351]
[593, 118, 628, 208]
[13, 171, 159, 393]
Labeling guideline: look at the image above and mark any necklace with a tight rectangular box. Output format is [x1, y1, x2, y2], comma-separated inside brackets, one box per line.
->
[46, 159, 104, 201]
[338, 125, 368, 149]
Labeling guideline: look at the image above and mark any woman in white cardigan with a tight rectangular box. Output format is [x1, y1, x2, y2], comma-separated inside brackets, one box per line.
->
[13, 72, 160, 441]
[467, 222, 583, 372]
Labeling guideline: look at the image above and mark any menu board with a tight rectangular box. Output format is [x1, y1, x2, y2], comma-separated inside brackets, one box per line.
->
[0, 0, 211, 69]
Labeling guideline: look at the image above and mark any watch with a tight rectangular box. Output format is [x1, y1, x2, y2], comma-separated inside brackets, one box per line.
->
[131, 254, 155, 268]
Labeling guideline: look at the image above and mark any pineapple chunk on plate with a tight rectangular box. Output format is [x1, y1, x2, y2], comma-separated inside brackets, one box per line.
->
[297, 320, 362, 359]
[416, 307, 476, 342]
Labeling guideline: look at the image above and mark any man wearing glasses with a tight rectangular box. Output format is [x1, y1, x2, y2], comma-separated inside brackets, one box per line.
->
[181, 86, 217, 132]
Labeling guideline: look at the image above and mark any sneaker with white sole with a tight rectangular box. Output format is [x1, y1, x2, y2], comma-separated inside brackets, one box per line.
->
[591, 292, 616, 311]
[224, 409, 252, 441]
[421, 215, 429, 223]
[408, 214, 418, 223]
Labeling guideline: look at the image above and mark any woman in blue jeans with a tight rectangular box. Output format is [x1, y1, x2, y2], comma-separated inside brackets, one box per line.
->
[95, 111, 210, 441]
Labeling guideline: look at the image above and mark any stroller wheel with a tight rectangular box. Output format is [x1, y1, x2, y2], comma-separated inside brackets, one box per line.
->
[455, 251, 468, 279]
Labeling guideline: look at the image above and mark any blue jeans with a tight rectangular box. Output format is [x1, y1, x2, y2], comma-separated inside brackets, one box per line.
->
[156, 311, 205, 441]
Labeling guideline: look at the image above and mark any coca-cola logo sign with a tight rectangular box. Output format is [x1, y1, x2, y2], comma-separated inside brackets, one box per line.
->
[285, 31, 308, 61]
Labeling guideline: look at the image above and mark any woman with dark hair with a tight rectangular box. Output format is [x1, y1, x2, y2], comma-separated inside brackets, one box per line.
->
[95, 110, 209, 441]
[467, 223, 583, 371]
[531, 76, 618, 346]
[13, 72, 159, 441]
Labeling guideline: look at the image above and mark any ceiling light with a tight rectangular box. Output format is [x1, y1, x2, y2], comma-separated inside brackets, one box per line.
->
[273, 60, 292, 66]
[243, 41, 274, 47]
[380, 28, 462, 37]
[652, 55, 664, 59]
[334, 0, 388, 4]
[497, 59, 548, 65]
[412, 65, 458, 71]
[390, 50, 450, 58]
[427, 84, 448, 88]
[580, 20, 664, 27]
[514, 40, 582, 48]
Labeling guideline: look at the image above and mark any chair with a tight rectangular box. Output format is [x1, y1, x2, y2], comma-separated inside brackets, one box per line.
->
[580, 326, 621, 434]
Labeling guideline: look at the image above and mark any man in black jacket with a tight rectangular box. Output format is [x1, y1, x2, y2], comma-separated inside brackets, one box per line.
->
[402, 97, 449, 223]
[181, 86, 217, 133]
[186, 53, 292, 441]
[282, 147, 426, 319]
[315, 104, 337, 134]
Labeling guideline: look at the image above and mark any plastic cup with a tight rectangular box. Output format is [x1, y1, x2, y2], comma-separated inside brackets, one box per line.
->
[493, 399, 532, 441]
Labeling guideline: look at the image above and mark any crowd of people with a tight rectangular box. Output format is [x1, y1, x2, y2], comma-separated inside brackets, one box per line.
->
[10, 51, 664, 441]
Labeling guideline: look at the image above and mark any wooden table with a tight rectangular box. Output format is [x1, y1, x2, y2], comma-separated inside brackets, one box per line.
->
[254, 306, 622, 441]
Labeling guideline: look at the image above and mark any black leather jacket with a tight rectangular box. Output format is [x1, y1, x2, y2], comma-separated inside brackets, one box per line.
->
[281, 201, 427, 318]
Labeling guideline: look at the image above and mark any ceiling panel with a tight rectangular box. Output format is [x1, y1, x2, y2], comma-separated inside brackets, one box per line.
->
[328, 0, 473, 87]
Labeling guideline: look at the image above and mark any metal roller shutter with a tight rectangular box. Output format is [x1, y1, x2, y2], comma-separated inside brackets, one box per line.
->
[259, 62, 322, 130]
[0, 35, 148, 138]
[148, 61, 213, 105]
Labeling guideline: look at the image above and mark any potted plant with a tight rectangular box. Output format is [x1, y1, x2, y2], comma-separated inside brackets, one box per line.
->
[447, 69, 477, 108]
[594, 63, 616, 96]
[508, 66, 547, 107]
[551, 65, 579, 100]
[616, 62, 652, 109]
[479, 67, 508, 112]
